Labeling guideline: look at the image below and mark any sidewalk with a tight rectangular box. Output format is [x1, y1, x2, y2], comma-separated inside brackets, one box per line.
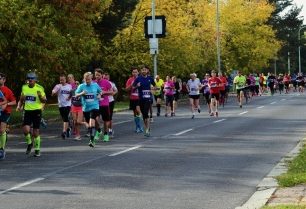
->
[267, 185, 306, 206]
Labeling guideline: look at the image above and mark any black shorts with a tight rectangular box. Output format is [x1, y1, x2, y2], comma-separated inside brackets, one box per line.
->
[129, 99, 140, 111]
[237, 88, 244, 95]
[139, 100, 151, 120]
[109, 101, 115, 120]
[99, 106, 111, 121]
[189, 95, 200, 100]
[220, 90, 226, 97]
[154, 94, 162, 102]
[0, 112, 10, 124]
[203, 92, 211, 104]
[83, 109, 100, 123]
[210, 93, 220, 101]
[165, 95, 174, 106]
[174, 93, 180, 101]
[23, 110, 42, 129]
[59, 106, 71, 122]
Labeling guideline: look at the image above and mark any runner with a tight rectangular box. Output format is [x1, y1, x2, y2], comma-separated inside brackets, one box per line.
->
[153, 75, 164, 117]
[0, 73, 15, 160]
[296, 73, 304, 93]
[201, 73, 211, 114]
[218, 72, 227, 107]
[254, 73, 260, 96]
[125, 67, 143, 133]
[94, 68, 113, 142]
[277, 74, 284, 94]
[163, 75, 175, 117]
[104, 72, 118, 137]
[172, 76, 182, 116]
[209, 71, 222, 117]
[70, 81, 84, 140]
[133, 65, 156, 137]
[267, 73, 276, 96]
[187, 73, 202, 119]
[16, 72, 47, 157]
[51, 74, 72, 139]
[75, 72, 102, 147]
[233, 71, 246, 108]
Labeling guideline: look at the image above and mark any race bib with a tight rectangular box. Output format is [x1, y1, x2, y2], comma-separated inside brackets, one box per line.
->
[25, 96, 36, 103]
[142, 90, 151, 99]
[61, 90, 70, 95]
[85, 94, 94, 102]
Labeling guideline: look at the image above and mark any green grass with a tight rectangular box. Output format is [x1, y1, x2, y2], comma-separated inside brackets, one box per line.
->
[9, 101, 129, 126]
[276, 144, 306, 187]
[262, 205, 306, 209]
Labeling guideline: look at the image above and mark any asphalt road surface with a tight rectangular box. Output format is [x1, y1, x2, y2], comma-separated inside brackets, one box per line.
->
[1, 93, 306, 209]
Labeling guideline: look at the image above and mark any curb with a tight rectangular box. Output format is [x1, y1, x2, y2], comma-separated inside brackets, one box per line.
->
[235, 138, 306, 209]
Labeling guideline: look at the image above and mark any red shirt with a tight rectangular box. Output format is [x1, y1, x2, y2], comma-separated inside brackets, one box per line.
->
[219, 76, 227, 91]
[208, 77, 221, 94]
[0, 86, 16, 114]
[126, 77, 139, 100]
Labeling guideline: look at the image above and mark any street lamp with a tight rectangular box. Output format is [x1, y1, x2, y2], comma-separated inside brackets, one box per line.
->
[287, 34, 290, 75]
[298, 25, 306, 74]
[151, 0, 157, 78]
[216, 0, 221, 75]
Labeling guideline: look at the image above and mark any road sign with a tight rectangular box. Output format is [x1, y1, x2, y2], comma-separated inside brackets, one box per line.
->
[144, 15, 166, 38]
[149, 38, 158, 54]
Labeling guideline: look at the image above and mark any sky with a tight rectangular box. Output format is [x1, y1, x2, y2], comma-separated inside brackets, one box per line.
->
[294, 0, 305, 24]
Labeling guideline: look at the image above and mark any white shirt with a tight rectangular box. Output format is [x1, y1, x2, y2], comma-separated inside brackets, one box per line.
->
[52, 84, 72, 107]
[108, 81, 117, 103]
[187, 78, 201, 95]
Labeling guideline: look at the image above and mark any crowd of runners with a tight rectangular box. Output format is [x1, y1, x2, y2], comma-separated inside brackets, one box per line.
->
[0, 66, 304, 159]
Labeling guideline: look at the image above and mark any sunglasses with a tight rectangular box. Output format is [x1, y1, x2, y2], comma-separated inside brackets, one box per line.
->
[27, 77, 36, 80]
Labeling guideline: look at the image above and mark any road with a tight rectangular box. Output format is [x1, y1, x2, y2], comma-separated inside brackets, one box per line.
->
[0, 93, 306, 209]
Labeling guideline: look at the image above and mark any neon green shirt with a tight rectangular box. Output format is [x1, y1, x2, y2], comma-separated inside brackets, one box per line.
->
[21, 83, 46, 111]
[234, 75, 246, 90]
[154, 79, 164, 96]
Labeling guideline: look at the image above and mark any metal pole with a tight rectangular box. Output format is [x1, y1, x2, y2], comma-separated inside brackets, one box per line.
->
[274, 58, 277, 75]
[298, 26, 306, 74]
[152, 0, 157, 78]
[288, 34, 290, 75]
[216, 0, 221, 74]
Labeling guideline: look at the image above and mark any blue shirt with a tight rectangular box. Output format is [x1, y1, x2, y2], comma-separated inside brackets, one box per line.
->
[133, 75, 155, 101]
[75, 82, 102, 112]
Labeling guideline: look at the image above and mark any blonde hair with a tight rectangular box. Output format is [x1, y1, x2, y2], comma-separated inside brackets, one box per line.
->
[83, 72, 93, 79]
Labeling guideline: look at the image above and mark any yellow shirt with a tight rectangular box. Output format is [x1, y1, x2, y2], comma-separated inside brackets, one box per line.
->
[154, 79, 164, 95]
[21, 84, 46, 111]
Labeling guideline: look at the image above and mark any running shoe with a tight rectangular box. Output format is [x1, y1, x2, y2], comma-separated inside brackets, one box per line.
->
[165, 113, 168, 117]
[34, 150, 40, 157]
[144, 129, 150, 137]
[40, 118, 47, 129]
[103, 134, 110, 142]
[74, 135, 81, 141]
[109, 130, 114, 138]
[198, 108, 201, 113]
[26, 143, 33, 155]
[94, 131, 101, 141]
[136, 127, 143, 133]
[0, 148, 6, 160]
[157, 112, 160, 117]
[150, 118, 154, 123]
[240, 105, 242, 108]
[215, 112, 219, 117]
[88, 140, 95, 148]
[171, 112, 175, 117]
[61, 132, 66, 140]
[191, 114, 195, 119]
[210, 113, 214, 117]
[66, 128, 71, 138]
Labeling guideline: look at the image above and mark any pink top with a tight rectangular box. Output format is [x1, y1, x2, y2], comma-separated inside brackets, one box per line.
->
[69, 82, 77, 90]
[94, 79, 112, 106]
[164, 81, 174, 96]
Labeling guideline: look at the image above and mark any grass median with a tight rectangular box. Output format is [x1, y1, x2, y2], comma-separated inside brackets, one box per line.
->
[9, 101, 129, 126]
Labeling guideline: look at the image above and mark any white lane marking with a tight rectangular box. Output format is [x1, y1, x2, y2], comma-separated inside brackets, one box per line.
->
[257, 106, 265, 109]
[173, 129, 193, 136]
[270, 101, 277, 104]
[281, 99, 286, 101]
[113, 120, 133, 125]
[108, 145, 142, 157]
[238, 111, 248, 115]
[0, 178, 45, 195]
[213, 119, 226, 123]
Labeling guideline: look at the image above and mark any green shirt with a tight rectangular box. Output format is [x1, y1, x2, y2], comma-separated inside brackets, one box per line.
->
[234, 75, 246, 90]
[21, 83, 46, 111]
[154, 79, 164, 96]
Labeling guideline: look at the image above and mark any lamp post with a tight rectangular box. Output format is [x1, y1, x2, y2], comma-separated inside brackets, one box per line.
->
[288, 34, 290, 75]
[216, 0, 221, 75]
[152, 0, 157, 78]
[298, 25, 306, 74]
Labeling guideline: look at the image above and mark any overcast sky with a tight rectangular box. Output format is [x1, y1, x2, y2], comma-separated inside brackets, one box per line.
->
[294, 0, 305, 24]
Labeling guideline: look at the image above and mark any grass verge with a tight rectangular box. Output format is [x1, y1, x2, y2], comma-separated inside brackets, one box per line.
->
[276, 144, 306, 187]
